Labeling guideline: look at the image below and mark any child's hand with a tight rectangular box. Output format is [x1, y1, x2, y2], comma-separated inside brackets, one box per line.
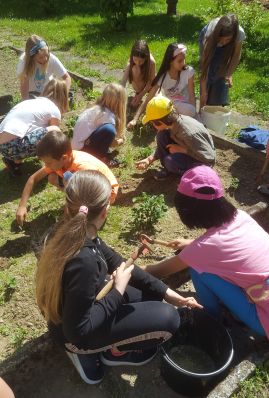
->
[181, 296, 203, 309]
[167, 238, 193, 250]
[113, 262, 134, 295]
[135, 158, 150, 170]
[16, 206, 27, 226]
[127, 119, 137, 129]
[166, 144, 186, 154]
[165, 288, 203, 309]
[131, 94, 142, 108]
[225, 76, 233, 88]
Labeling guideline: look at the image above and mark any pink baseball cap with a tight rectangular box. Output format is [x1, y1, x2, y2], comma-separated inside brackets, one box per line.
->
[177, 165, 224, 200]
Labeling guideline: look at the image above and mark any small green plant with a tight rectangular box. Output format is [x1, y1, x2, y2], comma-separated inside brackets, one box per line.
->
[232, 365, 269, 398]
[65, 115, 79, 138]
[83, 88, 101, 102]
[0, 275, 17, 304]
[11, 327, 28, 349]
[229, 177, 240, 191]
[130, 192, 168, 233]
[136, 147, 153, 160]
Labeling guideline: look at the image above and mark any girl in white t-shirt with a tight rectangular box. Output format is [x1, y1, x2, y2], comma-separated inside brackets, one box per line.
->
[128, 43, 196, 128]
[120, 40, 156, 109]
[17, 34, 71, 100]
[0, 78, 68, 175]
[72, 83, 127, 167]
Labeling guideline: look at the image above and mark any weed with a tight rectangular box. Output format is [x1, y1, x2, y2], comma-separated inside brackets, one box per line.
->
[135, 147, 153, 160]
[232, 365, 269, 398]
[130, 192, 168, 234]
[0, 275, 17, 304]
[65, 115, 79, 138]
[83, 88, 101, 102]
[0, 325, 11, 337]
[11, 327, 28, 349]
[228, 177, 240, 196]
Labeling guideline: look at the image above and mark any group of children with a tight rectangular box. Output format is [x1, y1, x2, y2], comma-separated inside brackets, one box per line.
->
[1, 12, 269, 392]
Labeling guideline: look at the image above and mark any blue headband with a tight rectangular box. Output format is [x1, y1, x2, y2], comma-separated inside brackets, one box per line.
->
[29, 40, 47, 56]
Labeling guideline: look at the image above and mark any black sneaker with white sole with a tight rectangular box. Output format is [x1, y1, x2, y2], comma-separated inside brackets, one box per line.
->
[66, 351, 104, 384]
[100, 347, 157, 367]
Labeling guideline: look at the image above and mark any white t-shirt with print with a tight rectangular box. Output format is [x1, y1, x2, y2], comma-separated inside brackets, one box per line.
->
[72, 105, 116, 150]
[0, 97, 61, 138]
[17, 52, 67, 94]
[157, 66, 195, 103]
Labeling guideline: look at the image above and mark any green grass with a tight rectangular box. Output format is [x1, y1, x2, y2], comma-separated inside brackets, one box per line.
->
[0, 0, 269, 116]
[232, 365, 269, 398]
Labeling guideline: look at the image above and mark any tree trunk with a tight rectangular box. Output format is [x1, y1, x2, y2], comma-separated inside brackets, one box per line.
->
[166, 0, 178, 15]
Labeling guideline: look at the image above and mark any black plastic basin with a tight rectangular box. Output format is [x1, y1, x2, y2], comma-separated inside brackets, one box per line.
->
[161, 308, 234, 397]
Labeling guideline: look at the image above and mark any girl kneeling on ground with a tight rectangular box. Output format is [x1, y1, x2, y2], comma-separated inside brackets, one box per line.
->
[0, 78, 68, 176]
[17, 34, 71, 100]
[128, 42, 196, 128]
[72, 83, 126, 167]
[120, 39, 156, 109]
[145, 165, 269, 339]
[36, 170, 201, 384]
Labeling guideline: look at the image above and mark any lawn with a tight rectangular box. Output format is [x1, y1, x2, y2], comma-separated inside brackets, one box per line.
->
[0, 1, 269, 396]
[0, 0, 269, 117]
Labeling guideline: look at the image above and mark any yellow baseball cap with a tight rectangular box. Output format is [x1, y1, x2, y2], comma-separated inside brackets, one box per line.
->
[142, 95, 174, 125]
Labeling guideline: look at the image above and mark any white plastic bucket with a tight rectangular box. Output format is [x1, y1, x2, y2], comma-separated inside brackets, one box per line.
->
[201, 106, 231, 135]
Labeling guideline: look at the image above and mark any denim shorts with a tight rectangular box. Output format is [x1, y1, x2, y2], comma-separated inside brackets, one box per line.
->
[0, 127, 48, 161]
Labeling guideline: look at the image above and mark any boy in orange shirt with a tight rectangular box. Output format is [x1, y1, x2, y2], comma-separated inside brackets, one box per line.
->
[16, 130, 119, 226]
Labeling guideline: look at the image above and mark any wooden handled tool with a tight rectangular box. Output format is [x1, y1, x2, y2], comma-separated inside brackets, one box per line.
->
[96, 242, 151, 301]
[140, 233, 171, 247]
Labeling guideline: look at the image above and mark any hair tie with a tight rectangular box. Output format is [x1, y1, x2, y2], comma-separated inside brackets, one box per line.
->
[173, 44, 187, 58]
[79, 205, 88, 215]
[29, 40, 47, 56]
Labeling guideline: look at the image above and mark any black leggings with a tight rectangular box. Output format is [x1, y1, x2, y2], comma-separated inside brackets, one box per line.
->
[52, 286, 180, 353]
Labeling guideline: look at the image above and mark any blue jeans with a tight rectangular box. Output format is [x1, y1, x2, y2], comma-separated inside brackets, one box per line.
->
[155, 130, 199, 175]
[82, 123, 116, 159]
[190, 268, 265, 336]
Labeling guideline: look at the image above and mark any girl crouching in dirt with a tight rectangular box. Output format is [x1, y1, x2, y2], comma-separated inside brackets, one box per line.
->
[36, 170, 201, 384]
[72, 83, 126, 168]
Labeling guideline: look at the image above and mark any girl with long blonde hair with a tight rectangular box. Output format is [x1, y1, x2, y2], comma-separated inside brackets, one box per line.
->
[17, 34, 71, 100]
[72, 83, 127, 167]
[36, 170, 201, 384]
[0, 78, 68, 175]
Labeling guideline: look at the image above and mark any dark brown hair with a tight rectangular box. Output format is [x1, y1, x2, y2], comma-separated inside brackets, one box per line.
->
[200, 14, 239, 79]
[37, 130, 71, 160]
[129, 40, 151, 85]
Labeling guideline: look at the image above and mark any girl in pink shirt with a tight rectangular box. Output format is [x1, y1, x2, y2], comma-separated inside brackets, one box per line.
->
[146, 165, 269, 338]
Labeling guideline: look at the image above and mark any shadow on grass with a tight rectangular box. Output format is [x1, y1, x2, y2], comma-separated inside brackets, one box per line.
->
[0, 209, 61, 260]
[80, 13, 204, 51]
[0, 157, 43, 205]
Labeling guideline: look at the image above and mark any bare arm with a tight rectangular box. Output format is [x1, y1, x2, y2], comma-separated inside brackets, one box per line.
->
[16, 167, 49, 226]
[144, 255, 189, 279]
[128, 85, 159, 128]
[19, 75, 29, 100]
[62, 72, 72, 93]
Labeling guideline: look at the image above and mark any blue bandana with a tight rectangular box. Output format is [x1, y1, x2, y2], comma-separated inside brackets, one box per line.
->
[29, 40, 47, 56]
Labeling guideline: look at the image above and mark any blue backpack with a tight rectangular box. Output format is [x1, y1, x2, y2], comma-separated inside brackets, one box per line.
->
[238, 125, 269, 150]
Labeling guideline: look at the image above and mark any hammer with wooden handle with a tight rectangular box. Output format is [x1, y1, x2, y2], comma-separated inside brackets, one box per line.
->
[96, 242, 151, 301]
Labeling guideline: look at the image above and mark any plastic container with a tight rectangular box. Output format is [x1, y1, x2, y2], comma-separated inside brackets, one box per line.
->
[161, 309, 234, 397]
[201, 105, 231, 135]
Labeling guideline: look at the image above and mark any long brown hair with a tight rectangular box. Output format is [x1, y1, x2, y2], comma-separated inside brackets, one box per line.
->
[21, 34, 50, 77]
[36, 170, 112, 324]
[200, 14, 239, 80]
[96, 83, 127, 140]
[42, 78, 69, 114]
[129, 40, 151, 85]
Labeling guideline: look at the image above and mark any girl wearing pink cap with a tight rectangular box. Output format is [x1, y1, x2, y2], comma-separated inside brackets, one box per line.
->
[146, 165, 269, 339]
[128, 42, 196, 129]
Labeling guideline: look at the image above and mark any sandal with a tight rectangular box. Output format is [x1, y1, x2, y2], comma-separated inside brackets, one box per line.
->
[257, 185, 269, 196]
[106, 158, 121, 168]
